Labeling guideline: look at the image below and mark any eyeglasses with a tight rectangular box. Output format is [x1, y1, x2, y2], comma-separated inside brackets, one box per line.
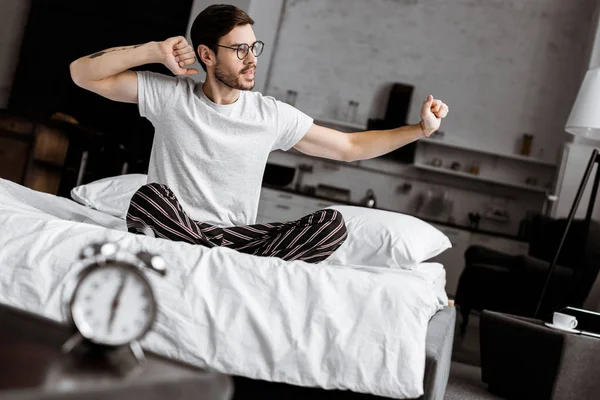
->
[215, 40, 265, 60]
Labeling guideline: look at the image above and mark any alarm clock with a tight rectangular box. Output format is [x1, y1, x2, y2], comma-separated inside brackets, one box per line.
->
[61, 242, 167, 366]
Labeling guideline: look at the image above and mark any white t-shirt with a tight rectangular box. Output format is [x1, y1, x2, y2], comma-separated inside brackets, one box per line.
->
[136, 71, 313, 227]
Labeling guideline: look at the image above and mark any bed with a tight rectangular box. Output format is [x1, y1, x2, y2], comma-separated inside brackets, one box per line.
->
[0, 177, 455, 399]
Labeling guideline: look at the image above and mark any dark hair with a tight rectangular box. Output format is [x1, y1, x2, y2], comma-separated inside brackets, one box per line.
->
[190, 4, 254, 72]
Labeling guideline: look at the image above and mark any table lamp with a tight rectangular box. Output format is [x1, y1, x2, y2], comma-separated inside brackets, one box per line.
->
[534, 67, 600, 318]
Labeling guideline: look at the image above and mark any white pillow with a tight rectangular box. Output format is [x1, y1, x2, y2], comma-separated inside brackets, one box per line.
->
[71, 174, 148, 219]
[325, 205, 452, 270]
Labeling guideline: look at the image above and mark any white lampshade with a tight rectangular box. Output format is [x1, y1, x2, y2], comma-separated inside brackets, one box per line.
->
[565, 67, 600, 140]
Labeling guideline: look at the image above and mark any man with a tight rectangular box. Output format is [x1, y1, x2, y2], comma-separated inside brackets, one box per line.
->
[69, 4, 448, 264]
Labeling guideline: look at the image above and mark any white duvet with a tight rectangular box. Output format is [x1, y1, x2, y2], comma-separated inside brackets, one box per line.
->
[0, 179, 445, 399]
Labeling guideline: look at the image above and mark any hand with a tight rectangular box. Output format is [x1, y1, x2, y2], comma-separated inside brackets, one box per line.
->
[107, 273, 127, 334]
[419, 95, 449, 137]
[158, 36, 199, 76]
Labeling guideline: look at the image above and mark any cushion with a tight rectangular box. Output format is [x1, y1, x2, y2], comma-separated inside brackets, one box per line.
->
[70, 174, 147, 219]
[325, 205, 452, 270]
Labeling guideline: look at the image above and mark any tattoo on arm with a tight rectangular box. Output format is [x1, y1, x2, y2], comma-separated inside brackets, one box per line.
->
[89, 51, 107, 59]
[89, 44, 143, 59]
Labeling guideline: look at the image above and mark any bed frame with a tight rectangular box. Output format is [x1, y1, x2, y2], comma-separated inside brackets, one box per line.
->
[232, 306, 456, 400]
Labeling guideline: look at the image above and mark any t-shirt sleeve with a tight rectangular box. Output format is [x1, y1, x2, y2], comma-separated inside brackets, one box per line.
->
[136, 70, 179, 122]
[272, 100, 314, 151]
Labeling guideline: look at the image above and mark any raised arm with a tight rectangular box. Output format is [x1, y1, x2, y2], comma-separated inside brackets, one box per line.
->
[69, 36, 198, 103]
[294, 95, 449, 162]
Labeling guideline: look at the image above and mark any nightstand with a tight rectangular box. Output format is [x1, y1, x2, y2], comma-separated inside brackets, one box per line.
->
[0, 303, 233, 400]
[480, 310, 600, 400]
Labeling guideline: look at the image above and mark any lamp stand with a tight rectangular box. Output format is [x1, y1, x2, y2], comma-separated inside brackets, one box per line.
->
[534, 148, 600, 319]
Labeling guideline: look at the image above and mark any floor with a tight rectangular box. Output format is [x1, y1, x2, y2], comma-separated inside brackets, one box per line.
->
[451, 310, 481, 367]
[445, 362, 504, 400]
[444, 310, 506, 400]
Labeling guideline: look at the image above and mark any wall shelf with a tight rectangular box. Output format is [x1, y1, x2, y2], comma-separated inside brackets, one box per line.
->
[419, 138, 557, 167]
[414, 162, 549, 193]
[314, 118, 366, 132]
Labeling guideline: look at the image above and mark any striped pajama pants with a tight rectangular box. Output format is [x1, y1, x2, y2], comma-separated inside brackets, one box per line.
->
[126, 183, 348, 264]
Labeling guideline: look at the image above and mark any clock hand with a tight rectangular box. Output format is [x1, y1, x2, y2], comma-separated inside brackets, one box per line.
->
[107, 272, 127, 333]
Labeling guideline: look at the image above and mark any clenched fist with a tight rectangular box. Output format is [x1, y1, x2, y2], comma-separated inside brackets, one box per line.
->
[420, 95, 449, 137]
[159, 36, 199, 76]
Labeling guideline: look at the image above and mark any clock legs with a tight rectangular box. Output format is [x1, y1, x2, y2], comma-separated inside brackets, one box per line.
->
[61, 332, 84, 354]
[129, 340, 146, 365]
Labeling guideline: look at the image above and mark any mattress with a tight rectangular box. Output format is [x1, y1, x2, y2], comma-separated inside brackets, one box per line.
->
[232, 306, 456, 400]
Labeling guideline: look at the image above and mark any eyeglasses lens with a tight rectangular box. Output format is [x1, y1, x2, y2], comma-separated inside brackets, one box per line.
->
[252, 41, 264, 57]
[236, 42, 264, 59]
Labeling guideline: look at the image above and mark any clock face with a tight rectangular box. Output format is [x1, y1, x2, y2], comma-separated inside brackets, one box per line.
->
[70, 262, 157, 346]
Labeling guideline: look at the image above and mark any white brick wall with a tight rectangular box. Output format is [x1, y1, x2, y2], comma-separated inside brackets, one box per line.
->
[265, 0, 597, 165]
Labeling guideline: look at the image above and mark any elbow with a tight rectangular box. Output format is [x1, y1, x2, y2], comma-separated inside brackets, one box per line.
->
[341, 149, 360, 163]
[342, 151, 357, 163]
[69, 60, 87, 89]
[341, 137, 360, 162]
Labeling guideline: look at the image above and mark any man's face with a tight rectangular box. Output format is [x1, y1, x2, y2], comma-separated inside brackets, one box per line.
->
[213, 24, 257, 91]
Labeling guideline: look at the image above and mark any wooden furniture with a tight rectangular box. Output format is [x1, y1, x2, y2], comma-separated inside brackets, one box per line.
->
[26, 121, 70, 194]
[0, 111, 70, 195]
[0, 110, 131, 197]
[0, 111, 36, 185]
[0, 303, 232, 400]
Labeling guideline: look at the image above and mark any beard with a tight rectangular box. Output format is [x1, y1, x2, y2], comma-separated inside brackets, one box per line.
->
[214, 60, 255, 91]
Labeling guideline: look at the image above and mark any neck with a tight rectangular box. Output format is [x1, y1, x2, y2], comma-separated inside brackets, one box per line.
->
[202, 74, 240, 105]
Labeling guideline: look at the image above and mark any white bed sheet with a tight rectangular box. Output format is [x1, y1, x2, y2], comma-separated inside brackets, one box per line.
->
[413, 262, 448, 306]
[0, 179, 445, 399]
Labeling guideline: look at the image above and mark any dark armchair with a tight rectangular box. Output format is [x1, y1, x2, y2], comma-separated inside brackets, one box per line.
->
[455, 215, 600, 334]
